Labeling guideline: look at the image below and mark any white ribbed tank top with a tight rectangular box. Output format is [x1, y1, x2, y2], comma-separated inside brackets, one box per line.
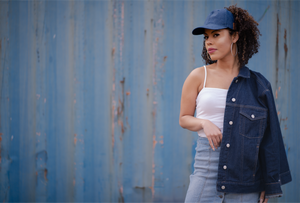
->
[196, 65, 228, 137]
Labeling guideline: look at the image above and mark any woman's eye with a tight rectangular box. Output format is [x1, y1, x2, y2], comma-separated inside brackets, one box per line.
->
[204, 36, 208, 40]
[213, 34, 219, 37]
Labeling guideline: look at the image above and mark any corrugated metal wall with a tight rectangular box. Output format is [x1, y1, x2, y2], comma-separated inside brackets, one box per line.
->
[0, 0, 299, 202]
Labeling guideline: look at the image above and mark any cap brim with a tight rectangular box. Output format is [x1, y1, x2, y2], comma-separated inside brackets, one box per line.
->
[192, 25, 228, 35]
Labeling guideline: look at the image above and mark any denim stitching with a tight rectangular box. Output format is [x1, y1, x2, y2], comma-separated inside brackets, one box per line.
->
[227, 103, 268, 111]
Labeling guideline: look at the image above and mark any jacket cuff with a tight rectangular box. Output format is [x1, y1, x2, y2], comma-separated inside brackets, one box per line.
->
[265, 182, 282, 196]
[280, 170, 292, 185]
[265, 193, 282, 199]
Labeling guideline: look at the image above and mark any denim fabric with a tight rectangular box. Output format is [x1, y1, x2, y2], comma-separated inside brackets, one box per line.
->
[215, 66, 292, 197]
[185, 137, 260, 203]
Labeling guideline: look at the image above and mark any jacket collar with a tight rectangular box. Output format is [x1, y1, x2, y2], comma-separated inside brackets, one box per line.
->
[238, 66, 250, 78]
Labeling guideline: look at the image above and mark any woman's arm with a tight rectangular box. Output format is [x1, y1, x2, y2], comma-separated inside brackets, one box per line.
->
[179, 67, 222, 150]
[179, 68, 201, 130]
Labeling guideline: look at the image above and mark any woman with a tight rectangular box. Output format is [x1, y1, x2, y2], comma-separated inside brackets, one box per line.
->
[179, 5, 292, 203]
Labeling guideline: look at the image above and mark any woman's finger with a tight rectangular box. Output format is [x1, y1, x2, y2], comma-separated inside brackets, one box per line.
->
[259, 191, 265, 203]
[207, 137, 215, 151]
[214, 135, 220, 147]
[211, 137, 219, 150]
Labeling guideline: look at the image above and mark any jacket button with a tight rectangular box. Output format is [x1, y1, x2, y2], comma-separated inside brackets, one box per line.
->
[251, 114, 255, 118]
[223, 165, 227, 170]
[226, 143, 230, 148]
[235, 79, 238, 83]
[231, 98, 236, 102]
[221, 185, 225, 189]
[229, 121, 233, 125]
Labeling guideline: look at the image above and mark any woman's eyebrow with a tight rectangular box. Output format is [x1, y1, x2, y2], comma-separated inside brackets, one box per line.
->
[204, 30, 220, 35]
[211, 30, 220, 34]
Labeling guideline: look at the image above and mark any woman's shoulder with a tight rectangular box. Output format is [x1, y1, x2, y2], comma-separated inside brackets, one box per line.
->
[189, 65, 205, 77]
[187, 66, 206, 84]
[189, 64, 216, 78]
[186, 66, 207, 92]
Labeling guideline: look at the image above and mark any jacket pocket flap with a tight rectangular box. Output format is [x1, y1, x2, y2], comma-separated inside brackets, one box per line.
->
[239, 108, 267, 121]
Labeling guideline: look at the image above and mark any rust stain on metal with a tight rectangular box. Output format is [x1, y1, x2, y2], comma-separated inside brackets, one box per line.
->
[126, 116, 130, 129]
[118, 185, 124, 203]
[112, 47, 115, 56]
[152, 110, 156, 117]
[126, 91, 130, 95]
[284, 29, 288, 58]
[117, 99, 124, 117]
[275, 14, 280, 87]
[44, 169, 48, 181]
[151, 135, 157, 197]
[276, 15, 280, 45]
[280, 117, 288, 122]
[117, 78, 125, 116]
[275, 87, 281, 99]
[118, 120, 124, 136]
[111, 105, 115, 148]
[159, 135, 164, 144]
[153, 135, 157, 148]
[74, 134, 77, 145]
[163, 56, 167, 62]
[284, 29, 287, 40]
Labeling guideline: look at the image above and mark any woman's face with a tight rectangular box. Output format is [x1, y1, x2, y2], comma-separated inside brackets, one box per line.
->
[204, 29, 237, 61]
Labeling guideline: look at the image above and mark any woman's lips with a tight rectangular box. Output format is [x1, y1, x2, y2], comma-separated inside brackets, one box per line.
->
[208, 48, 217, 54]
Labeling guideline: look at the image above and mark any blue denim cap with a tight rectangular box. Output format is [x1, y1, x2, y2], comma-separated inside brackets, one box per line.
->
[192, 9, 235, 35]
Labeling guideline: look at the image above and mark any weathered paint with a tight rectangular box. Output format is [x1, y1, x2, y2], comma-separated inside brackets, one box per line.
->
[0, 0, 299, 202]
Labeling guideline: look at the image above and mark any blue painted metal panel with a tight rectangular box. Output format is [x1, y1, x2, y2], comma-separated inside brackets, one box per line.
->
[0, 0, 299, 202]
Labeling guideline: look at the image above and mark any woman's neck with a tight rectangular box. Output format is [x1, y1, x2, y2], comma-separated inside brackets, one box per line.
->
[215, 56, 240, 75]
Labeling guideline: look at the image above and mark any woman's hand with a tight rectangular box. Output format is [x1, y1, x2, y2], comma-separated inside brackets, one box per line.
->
[259, 191, 269, 203]
[201, 119, 222, 150]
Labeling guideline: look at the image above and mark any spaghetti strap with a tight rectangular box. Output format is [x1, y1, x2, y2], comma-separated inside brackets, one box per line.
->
[203, 65, 207, 88]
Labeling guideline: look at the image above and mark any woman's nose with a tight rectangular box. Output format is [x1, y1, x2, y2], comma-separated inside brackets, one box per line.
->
[206, 40, 212, 46]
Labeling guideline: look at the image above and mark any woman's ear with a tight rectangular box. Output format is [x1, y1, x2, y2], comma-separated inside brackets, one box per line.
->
[232, 31, 239, 43]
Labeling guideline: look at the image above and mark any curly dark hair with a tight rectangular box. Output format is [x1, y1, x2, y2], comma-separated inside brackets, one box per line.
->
[201, 5, 261, 67]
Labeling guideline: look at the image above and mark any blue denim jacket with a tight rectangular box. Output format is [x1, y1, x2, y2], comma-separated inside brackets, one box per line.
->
[216, 66, 292, 197]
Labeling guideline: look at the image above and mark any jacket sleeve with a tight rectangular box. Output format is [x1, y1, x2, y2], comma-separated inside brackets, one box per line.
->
[259, 82, 292, 197]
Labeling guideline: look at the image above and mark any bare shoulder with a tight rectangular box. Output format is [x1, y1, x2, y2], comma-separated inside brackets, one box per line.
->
[185, 66, 206, 92]
[187, 66, 205, 81]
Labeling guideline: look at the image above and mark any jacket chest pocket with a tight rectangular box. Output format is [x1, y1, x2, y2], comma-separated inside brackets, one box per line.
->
[239, 108, 267, 138]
